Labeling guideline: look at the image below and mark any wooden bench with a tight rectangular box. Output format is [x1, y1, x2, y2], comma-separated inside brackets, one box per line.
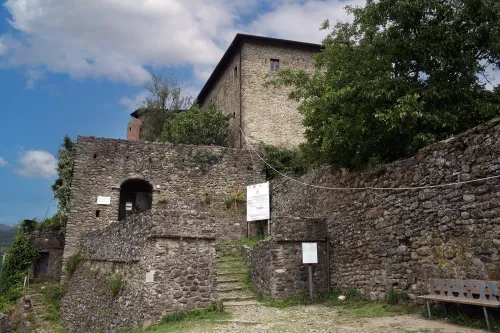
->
[418, 278, 500, 331]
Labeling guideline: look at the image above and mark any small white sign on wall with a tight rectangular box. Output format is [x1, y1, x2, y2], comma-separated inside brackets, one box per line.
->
[146, 270, 155, 283]
[302, 242, 318, 264]
[125, 202, 133, 211]
[97, 196, 111, 205]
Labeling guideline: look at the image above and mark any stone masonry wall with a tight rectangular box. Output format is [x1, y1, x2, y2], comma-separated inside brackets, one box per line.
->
[62, 209, 217, 333]
[271, 118, 500, 300]
[250, 217, 329, 299]
[30, 227, 64, 281]
[202, 52, 242, 148]
[64, 137, 265, 262]
[241, 42, 317, 148]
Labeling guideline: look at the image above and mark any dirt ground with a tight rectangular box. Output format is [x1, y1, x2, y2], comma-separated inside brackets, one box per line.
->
[185, 303, 485, 333]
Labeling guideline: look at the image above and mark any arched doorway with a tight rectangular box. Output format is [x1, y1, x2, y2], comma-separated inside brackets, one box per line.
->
[118, 179, 153, 220]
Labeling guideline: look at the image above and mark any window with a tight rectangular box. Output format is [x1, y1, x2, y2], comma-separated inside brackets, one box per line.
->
[270, 59, 280, 72]
[129, 127, 132, 131]
[234, 66, 238, 80]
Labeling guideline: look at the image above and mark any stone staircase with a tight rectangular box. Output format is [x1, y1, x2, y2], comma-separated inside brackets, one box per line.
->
[216, 245, 259, 307]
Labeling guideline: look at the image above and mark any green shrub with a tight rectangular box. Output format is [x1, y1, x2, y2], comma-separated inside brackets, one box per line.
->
[65, 252, 84, 276]
[0, 232, 39, 302]
[108, 275, 124, 297]
[257, 143, 310, 180]
[386, 287, 410, 305]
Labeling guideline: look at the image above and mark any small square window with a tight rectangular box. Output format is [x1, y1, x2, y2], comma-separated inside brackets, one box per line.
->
[270, 59, 280, 72]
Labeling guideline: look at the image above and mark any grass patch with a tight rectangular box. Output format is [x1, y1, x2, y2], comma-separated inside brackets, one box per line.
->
[108, 274, 124, 297]
[217, 235, 270, 249]
[422, 303, 500, 332]
[130, 303, 230, 333]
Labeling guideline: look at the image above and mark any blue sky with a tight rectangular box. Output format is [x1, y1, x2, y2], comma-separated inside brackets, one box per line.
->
[0, 0, 364, 226]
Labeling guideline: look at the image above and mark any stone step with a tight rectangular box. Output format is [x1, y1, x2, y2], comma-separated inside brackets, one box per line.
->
[219, 289, 255, 301]
[217, 286, 247, 292]
[216, 257, 243, 262]
[217, 271, 247, 277]
[223, 300, 260, 307]
[218, 281, 245, 289]
[221, 295, 256, 302]
[217, 278, 241, 283]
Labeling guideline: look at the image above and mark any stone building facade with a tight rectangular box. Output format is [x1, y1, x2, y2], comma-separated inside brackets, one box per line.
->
[64, 136, 264, 263]
[267, 118, 500, 301]
[197, 34, 320, 148]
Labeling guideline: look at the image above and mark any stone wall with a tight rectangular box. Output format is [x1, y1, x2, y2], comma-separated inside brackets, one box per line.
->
[30, 227, 64, 281]
[241, 42, 317, 148]
[250, 217, 329, 299]
[271, 118, 500, 300]
[0, 313, 12, 333]
[62, 209, 217, 333]
[202, 51, 242, 148]
[64, 136, 265, 262]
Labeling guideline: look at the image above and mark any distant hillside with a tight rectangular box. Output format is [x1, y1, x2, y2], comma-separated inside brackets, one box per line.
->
[0, 225, 16, 255]
[0, 224, 13, 231]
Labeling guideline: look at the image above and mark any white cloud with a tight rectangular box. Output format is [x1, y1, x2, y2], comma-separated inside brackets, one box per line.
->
[16, 150, 57, 179]
[25, 69, 44, 89]
[0, 157, 8, 166]
[1, 0, 363, 87]
[120, 90, 150, 113]
[245, 0, 365, 43]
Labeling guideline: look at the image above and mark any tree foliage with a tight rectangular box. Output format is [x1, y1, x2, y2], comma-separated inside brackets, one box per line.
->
[160, 103, 230, 146]
[272, 0, 500, 169]
[0, 226, 39, 302]
[140, 74, 193, 141]
[50, 136, 76, 231]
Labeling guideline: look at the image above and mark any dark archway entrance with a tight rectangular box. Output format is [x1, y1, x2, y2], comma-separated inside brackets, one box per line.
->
[118, 179, 153, 220]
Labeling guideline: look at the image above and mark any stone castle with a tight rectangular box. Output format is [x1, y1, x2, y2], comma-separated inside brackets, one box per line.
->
[127, 34, 320, 148]
[35, 34, 500, 333]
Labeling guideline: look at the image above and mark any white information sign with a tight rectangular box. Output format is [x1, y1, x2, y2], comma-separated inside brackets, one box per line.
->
[97, 196, 111, 205]
[302, 242, 318, 264]
[145, 270, 155, 283]
[246, 182, 270, 221]
[125, 202, 133, 211]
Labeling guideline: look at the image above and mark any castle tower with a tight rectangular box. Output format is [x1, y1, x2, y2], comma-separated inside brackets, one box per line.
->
[126, 109, 144, 141]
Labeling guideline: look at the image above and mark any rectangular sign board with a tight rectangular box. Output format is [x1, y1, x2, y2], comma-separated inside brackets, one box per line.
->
[302, 242, 318, 264]
[125, 202, 133, 211]
[97, 196, 111, 205]
[247, 182, 270, 221]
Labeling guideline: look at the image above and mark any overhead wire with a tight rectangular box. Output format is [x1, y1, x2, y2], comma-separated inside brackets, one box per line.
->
[239, 128, 500, 191]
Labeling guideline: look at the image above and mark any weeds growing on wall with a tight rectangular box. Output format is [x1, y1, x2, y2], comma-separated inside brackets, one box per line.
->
[65, 252, 84, 277]
[108, 274, 124, 297]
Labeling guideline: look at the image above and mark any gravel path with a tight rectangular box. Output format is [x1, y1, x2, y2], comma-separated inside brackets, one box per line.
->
[186, 303, 485, 333]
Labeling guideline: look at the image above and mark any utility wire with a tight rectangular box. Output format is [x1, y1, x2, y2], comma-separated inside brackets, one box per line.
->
[239, 128, 500, 191]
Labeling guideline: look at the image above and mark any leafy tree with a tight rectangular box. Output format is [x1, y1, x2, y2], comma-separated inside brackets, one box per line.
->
[272, 0, 500, 169]
[160, 103, 230, 146]
[50, 136, 76, 231]
[0, 228, 38, 302]
[140, 74, 193, 141]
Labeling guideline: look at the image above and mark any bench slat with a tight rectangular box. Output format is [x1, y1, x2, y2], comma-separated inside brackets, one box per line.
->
[418, 295, 500, 308]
